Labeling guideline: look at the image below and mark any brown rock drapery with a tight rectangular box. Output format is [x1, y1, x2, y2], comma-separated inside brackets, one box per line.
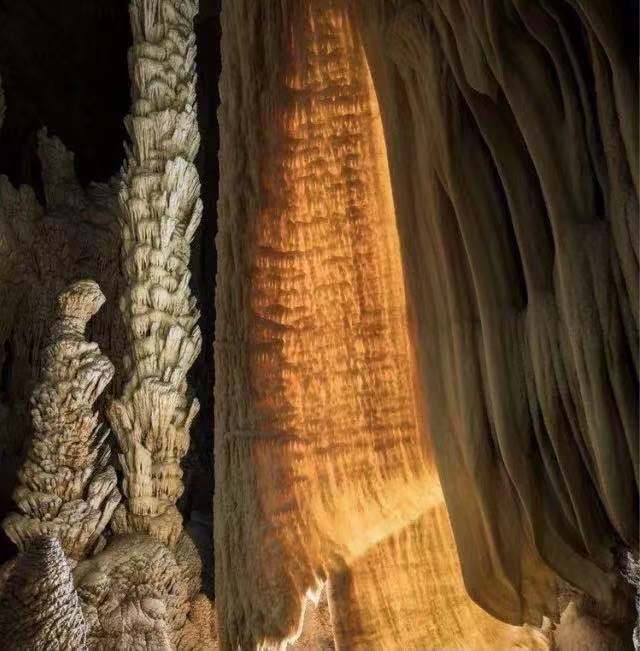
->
[355, 0, 638, 627]
[215, 1, 443, 647]
[215, 0, 637, 647]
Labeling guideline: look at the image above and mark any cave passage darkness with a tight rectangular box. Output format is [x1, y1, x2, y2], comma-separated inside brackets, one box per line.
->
[0, 0, 221, 562]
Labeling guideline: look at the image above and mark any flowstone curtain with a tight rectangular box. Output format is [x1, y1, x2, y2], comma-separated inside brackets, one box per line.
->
[355, 0, 638, 627]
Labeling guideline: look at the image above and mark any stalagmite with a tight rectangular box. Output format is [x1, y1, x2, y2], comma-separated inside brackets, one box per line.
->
[0, 130, 124, 534]
[0, 536, 88, 650]
[3, 280, 121, 560]
[73, 530, 215, 650]
[108, 0, 202, 548]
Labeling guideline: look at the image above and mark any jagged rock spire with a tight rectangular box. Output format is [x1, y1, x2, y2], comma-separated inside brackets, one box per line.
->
[108, 0, 202, 548]
[3, 280, 120, 560]
[0, 536, 88, 650]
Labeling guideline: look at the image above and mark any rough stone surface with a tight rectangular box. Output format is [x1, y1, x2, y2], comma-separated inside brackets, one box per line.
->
[355, 0, 637, 629]
[3, 280, 121, 560]
[0, 131, 124, 547]
[0, 536, 88, 650]
[74, 533, 214, 651]
[108, 0, 202, 549]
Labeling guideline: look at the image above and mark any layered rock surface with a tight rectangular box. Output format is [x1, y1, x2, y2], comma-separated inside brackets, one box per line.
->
[108, 0, 203, 548]
[355, 0, 638, 627]
[3, 280, 120, 560]
[0, 536, 88, 650]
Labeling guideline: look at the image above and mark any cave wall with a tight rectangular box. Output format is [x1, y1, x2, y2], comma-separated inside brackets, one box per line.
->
[214, 0, 637, 648]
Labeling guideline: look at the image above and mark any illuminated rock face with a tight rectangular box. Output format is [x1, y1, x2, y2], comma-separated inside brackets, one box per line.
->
[215, 1, 551, 649]
[108, 0, 202, 548]
[217, 0, 636, 649]
[215, 1, 436, 647]
[328, 503, 551, 651]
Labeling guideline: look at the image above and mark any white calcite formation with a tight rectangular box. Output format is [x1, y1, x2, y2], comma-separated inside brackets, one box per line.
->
[108, 0, 202, 548]
[3, 280, 120, 560]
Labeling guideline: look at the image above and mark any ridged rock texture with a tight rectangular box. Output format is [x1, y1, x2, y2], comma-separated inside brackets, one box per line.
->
[74, 532, 215, 651]
[353, 0, 638, 629]
[108, 0, 203, 549]
[217, 0, 637, 649]
[0, 130, 124, 540]
[215, 1, 554, 649]
[327, 503, 553, 651]
[0, 536, 88, 650]
[3, 280, 121, 560]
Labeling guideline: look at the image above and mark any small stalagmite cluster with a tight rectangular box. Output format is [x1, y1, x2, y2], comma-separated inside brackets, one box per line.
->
[108, 0, 203, 548]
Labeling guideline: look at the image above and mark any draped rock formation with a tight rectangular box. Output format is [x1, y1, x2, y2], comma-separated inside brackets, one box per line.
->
[216, 1, 430, 645]
[216, 0, 637, 648]
[3, 280, 120, 560]
[215, 1, 558, 649]
[353, 0, 638, 627]
[0, 536, 88, 650]
[108, 0, 202, 548]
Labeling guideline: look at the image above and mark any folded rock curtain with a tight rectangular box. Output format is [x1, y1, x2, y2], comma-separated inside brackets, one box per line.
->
[215, 1, 443, 647]
[355, 0, 638, 626]
[216, 0, 638, 647]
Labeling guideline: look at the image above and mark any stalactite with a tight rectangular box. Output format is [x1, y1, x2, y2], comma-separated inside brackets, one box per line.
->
[0, 536, 88, 650]
[3, 280, 120, 560]
[108, 0, 202, 549]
